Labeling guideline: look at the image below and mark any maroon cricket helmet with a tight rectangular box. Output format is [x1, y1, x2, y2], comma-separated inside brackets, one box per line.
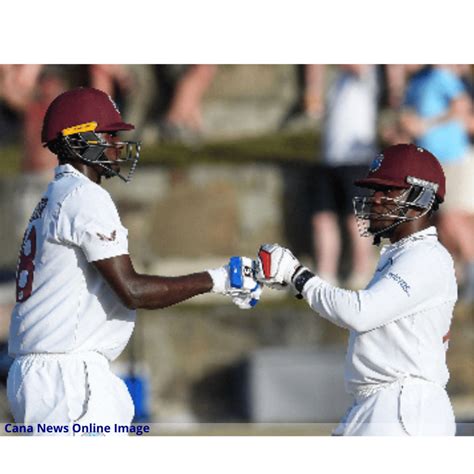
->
[41, 87, 134, 144]
[355, 144, 446, 202]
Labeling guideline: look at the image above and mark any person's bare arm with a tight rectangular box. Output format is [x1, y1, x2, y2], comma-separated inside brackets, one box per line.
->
[385, 65, 407, 109]
[426, 94, 471, 127]
[399, 94, 471, 139]
[93, 254, 213, 310]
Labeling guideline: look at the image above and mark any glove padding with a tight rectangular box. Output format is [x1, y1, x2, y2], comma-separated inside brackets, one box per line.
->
[256, 243, 302, 290]
[208, 256, 261, 309]
[231, 283, 263, 309]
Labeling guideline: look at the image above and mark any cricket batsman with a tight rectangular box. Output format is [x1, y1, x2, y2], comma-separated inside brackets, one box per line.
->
[7, 87, 261, 433]
[257, 144, 457, 436]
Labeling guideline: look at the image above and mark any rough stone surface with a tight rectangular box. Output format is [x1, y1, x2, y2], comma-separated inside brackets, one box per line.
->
[202, 65, 297, 139]
[103, 163, 286, 265]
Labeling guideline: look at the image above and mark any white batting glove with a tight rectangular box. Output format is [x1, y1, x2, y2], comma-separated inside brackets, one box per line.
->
[256, 244, 301, 289]
[231, 283, 263, 309]
[256, 243, 309, 291]
[208, 257, 261, 308]
[256, 244, 315, 298]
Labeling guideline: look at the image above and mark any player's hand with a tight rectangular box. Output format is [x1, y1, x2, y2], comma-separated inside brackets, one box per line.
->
[256, 243, 302, 290]
[208, 256, 261, 305]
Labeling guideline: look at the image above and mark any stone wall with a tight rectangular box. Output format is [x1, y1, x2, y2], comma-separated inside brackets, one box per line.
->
[202, 65, 297, 139]
[102, 162, 314, 271]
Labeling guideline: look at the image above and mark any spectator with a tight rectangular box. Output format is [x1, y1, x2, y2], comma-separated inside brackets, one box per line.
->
[0, 65, 43, 112]
[448, 65, 474, 302]
[89, 64, 133, 98]
[89, 65, 156, 141]
[279, 65, 325, 129]
[23, 67, 68, 174]
[383, 64, 408, 109]
[0, 65, 43, 146]
[158, 65, 217, 145]
[397, 65, 474, 302]
[449, 65, 474, 135]
[311, 65, 378, 288]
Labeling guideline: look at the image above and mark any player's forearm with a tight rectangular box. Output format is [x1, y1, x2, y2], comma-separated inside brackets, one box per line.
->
[125, 272, 213, 310]
[302, 276, 409, 333]
[93, 254, 214, 310]
[302, 276, 363, 330]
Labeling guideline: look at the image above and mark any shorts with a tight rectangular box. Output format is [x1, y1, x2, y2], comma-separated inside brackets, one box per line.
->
[311, 164, 369, 216]
[333, 377, 456, 436]
[442, 151, 474, 213]
[7, 352, 134, 435]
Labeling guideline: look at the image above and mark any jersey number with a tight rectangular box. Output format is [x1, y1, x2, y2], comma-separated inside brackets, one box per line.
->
[16, 226, 37, 303]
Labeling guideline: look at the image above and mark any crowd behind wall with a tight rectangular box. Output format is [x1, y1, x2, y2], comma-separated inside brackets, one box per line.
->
[0, 64, 473, 302]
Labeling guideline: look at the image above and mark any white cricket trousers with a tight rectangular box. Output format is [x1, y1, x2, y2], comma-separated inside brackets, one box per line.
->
[7, 352, 134, 434]
[333, 377, 456, 436]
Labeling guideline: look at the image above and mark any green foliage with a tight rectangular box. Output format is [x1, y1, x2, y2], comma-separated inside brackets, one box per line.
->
[0, 144, 21, 175]
[0, 130, 321, 176]
[139, 130, 320, 166]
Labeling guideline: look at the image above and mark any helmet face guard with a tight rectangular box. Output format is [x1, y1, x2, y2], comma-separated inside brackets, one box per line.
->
[61, 122, 140, 183]
[352, 144, 444, 244]
[353, 177, 438, 240]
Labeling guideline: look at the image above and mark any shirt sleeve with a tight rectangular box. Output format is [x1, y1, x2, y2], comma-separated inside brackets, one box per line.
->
[56, 184, 129, 262]
[436, 69, 466, 102]
[302, 246, 443, 333]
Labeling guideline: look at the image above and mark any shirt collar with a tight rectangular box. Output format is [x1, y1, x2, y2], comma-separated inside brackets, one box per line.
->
[381, 226, 438, 253]
[54, 163, 89, 181]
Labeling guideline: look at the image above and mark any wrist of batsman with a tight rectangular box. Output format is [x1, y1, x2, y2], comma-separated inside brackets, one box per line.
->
[291, 266, 315, 295]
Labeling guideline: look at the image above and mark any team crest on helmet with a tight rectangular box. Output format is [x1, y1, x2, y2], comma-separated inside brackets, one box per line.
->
[369, 153, 384, 173]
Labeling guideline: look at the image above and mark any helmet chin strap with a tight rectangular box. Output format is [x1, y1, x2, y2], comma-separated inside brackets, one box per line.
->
[372, 219, 405, 246]
[88, 158, 117, 180]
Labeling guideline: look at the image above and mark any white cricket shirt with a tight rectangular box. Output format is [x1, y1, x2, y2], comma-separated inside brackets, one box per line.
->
[9, 164, 136, 361]
[302, 227, 457, 395]
[323, 66, 378, 166]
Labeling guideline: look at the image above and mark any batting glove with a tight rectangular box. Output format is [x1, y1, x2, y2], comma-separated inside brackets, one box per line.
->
[231, 283, 263, 309]
[256, 244, 313, 296]
[208, 256, 261, 307]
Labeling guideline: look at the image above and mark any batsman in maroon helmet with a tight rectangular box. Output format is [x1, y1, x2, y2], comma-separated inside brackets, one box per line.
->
[7, 87, 261, 434]
[257, 144, 457, 436]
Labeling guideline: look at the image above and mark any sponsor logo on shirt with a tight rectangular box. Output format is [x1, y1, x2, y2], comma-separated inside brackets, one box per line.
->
[387, 272, 411, 296]
[96, 230, 117, 242]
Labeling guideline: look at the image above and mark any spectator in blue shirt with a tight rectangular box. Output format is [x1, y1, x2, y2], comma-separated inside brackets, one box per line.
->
[398, 65, 474, 302]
